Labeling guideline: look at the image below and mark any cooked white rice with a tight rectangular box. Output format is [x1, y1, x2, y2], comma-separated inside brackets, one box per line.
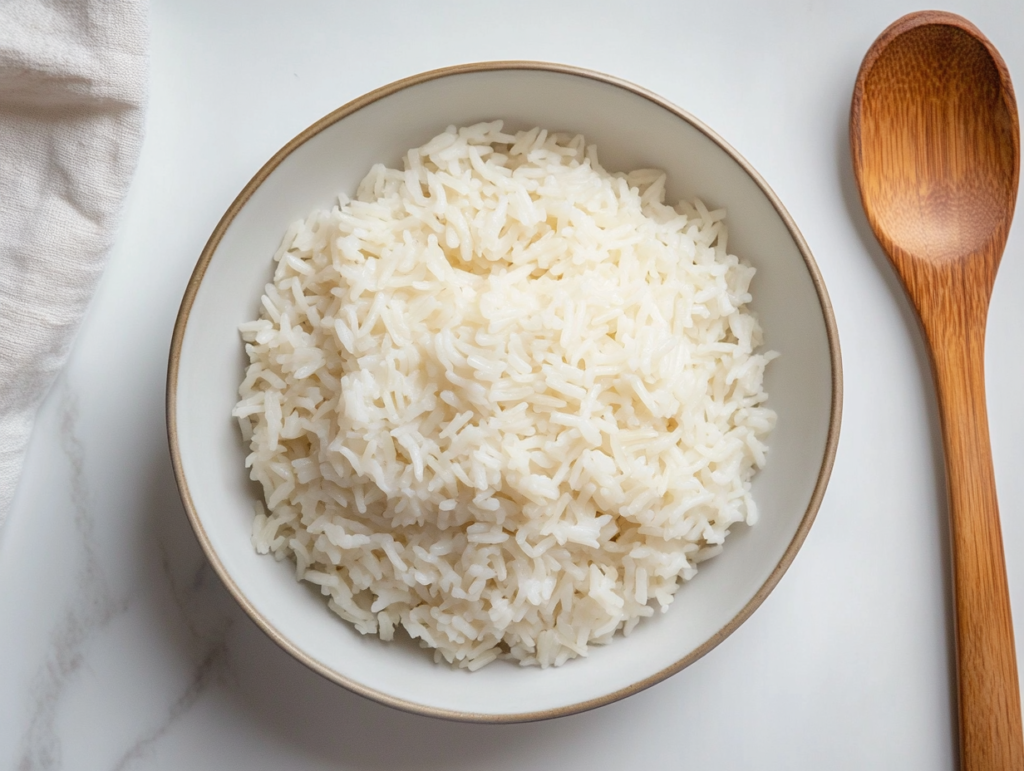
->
[234, 121, 776, 670]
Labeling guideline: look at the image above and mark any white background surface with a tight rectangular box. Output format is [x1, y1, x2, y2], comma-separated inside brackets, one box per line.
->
[2, 1, 1023, 768]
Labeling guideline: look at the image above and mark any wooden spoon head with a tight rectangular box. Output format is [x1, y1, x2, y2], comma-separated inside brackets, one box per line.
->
[850, 11, 1019, 282]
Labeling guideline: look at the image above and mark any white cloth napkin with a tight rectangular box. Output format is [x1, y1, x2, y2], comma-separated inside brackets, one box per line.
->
[0, 0, 147, 524]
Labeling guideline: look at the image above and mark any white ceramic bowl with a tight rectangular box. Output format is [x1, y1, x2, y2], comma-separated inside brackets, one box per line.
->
[168, 62, 841, 722]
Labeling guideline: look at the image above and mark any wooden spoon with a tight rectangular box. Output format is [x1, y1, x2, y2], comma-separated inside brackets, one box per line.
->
[850, 11, 1022, 770]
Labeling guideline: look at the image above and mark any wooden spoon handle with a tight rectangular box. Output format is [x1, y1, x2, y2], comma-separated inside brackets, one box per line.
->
[926, 310, 1024, 770]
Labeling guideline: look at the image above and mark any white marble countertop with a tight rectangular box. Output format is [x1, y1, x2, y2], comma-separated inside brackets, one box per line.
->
[4, 1, 1024, 768]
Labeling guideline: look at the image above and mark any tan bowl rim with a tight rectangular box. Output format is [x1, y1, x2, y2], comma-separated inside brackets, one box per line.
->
[166, 59, 844, 724]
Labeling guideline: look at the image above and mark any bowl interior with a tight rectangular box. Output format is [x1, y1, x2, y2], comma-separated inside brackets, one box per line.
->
[171, 65, 839, 720]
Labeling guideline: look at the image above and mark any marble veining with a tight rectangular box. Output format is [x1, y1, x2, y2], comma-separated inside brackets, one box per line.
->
[107, 551, 234, 771]
[109, 641, 227, 771]
[17, 385, 129, 771]
[13, 382, 234, 771]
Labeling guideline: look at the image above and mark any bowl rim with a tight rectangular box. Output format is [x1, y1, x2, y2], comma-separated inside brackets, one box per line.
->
[166, 60, 843, 723]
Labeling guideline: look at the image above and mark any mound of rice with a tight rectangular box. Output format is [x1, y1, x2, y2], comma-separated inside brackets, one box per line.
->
[233, 121, 776, 670]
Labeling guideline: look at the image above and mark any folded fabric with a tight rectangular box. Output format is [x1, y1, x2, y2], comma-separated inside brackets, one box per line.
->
[0, 0, 147, 525]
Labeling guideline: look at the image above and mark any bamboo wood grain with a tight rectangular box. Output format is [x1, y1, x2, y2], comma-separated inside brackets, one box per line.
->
[850, 11, 1022, 770]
